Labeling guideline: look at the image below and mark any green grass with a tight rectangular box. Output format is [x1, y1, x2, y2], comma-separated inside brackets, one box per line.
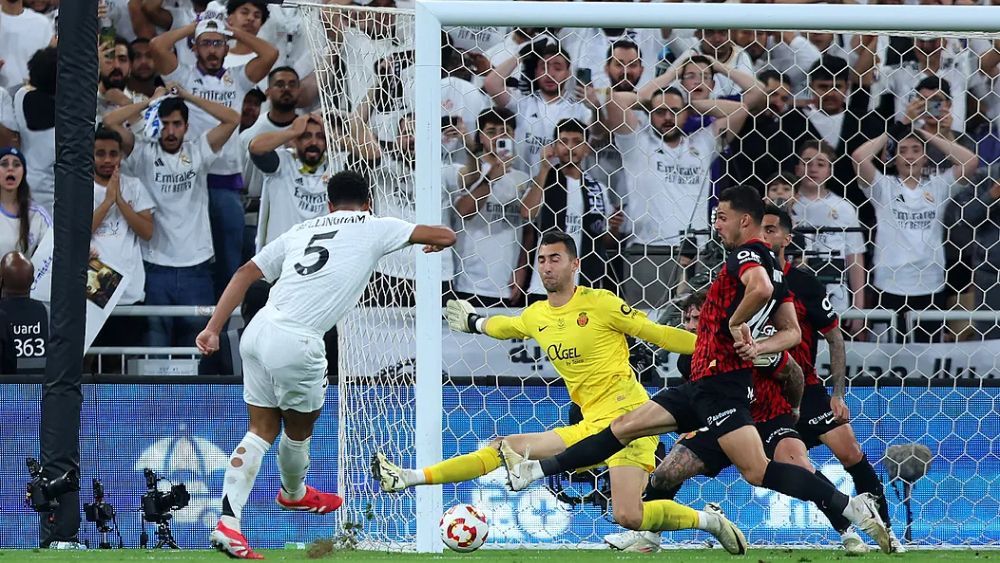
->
[0, 549, 998, 562]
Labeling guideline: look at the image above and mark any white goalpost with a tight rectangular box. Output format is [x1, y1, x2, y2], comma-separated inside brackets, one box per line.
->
[293, 0, 1000, 553]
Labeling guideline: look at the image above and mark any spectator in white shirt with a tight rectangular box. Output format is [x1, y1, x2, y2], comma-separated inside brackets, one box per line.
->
[127, 38, 166, 100]
[0, 0, 54, 91]
[683, 29, 754, 98]
[91, 127, 155, 348]
[151, 17, 278, 298]
[0, 147, 49, 258]
[102, 84, 240, 347]
[4, 47, 57, 214]
[223, 0, 269, 69]
[97, 37, 147, 117]
[853, 125, 979, 342]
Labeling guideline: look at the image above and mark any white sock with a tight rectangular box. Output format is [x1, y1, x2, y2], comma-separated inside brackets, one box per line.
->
[841, 495, 865, 523]
[402, 468, 426, 486]
[278, 432, 311, 502]
[220, 432, 271, 531]
[697, 510, 719, 533]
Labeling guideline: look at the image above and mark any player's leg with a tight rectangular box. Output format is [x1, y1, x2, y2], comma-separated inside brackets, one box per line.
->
[374, 430, 567, 492]
[503, 386, 699, 490]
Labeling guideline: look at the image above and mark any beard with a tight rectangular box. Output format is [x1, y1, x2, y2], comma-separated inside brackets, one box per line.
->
[300, 147, 325, 166]
[101, 72, 127, 91]
[657, 125, 682, 143]
[272, 97, 297, 113]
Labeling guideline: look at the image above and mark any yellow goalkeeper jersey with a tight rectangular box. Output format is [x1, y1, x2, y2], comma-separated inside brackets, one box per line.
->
[484, 286, 696, 422]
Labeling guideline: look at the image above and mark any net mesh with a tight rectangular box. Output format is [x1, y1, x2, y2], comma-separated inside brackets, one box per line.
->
[297, 1, 1000, 549]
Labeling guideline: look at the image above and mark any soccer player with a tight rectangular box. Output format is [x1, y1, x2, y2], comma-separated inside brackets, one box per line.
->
[373, 230, 750, 554]
[501, 186, 893, 553]
[196, 171, 456, 559]
[763, 205, 904, 553]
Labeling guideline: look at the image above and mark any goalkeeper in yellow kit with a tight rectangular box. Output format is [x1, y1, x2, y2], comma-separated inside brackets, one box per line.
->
[373, 231, 747, 553]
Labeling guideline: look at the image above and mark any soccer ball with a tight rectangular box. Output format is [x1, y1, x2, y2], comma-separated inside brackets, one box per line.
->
[439, 504, 489, 552]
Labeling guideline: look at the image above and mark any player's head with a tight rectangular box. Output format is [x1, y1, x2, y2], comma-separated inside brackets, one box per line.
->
[679, 290, 706, 332]
[157, 98, 190, 154]
[193, 19, 232, 74]
[94, 127, 125, 182]
[0, 251, 34, 298]
[537, 230, 579, 294]
[762, 203, 794, 256]
[294, 115, 327, 167]
[714, 185, 764, 249]
[647, 88, 688, 143]
[100, 36, 131, 91]
[327, 170, 371, 212]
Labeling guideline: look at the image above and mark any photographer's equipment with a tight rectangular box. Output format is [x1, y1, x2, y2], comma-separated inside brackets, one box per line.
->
[25, 457, 80, 513]
[83, 479, 122, 549]
[139, 468, 190, 549]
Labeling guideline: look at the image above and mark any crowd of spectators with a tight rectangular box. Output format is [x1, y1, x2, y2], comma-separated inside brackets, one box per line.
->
[1, 0, 999, 358]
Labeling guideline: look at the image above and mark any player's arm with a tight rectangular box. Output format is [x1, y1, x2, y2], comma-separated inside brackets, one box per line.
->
[196, 260, 264, 355]
[445, 299, 530, 340]
[410, 225, 457, 252]
[606, 296, 696, 354]
[824, 325, 850, 421]
[729, 264, 773, 341]
[774, 356, 804, 418]
[754, 301, 801, 356]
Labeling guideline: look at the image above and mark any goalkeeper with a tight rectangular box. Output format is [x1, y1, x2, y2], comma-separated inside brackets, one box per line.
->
[373, 230, 747, 554]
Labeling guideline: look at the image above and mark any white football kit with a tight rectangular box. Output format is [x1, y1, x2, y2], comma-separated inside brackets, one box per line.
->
[243, 210, 416, 411]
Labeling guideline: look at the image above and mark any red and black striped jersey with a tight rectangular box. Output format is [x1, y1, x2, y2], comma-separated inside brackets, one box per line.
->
[751, 353, 792, 422]
[691, 239, 790, 381]
[784, 263, 839, 386]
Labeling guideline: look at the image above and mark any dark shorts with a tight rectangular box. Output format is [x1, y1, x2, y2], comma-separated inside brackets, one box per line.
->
[675, 413, 802, 477]
[795, 384, 847, 448]
[650, 382, 703, 435]
[691, 369, 755, 436]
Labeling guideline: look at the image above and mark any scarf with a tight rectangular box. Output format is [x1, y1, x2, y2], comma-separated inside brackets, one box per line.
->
[536, 165, 612, 288]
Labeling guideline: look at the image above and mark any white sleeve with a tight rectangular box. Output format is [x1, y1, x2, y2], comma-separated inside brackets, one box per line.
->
[162, 63, 191, 85]
[0, 87, 15, 131]
[197, 132, 223, 166]
[862, 172, 889, 201]
[121, 142, 151, 178]
[692, 127, 721, 158]
[573, 102, 593, 124]
[127, 177, 156, 213]
[233, 65, 258, 94]
[251, 234, 287, 283]
[375, 217, 418, 255]
[929, 171, 956, 199]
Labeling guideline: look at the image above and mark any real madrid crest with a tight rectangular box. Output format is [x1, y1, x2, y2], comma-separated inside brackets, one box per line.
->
[923, 191, 935, 203]
[180, 152, 191, 165]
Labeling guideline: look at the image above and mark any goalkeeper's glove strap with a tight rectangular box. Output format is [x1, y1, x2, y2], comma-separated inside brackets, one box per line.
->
[470, 315, 485, 334]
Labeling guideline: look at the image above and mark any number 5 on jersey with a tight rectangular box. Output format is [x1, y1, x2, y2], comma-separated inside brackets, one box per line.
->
[294, 231, 338, 276]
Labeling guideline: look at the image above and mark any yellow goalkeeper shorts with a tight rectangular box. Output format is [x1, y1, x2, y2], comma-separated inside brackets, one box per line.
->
[552, 414, 657, 472]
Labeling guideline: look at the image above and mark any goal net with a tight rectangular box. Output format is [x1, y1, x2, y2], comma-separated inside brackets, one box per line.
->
[295, 0, 1000, 550]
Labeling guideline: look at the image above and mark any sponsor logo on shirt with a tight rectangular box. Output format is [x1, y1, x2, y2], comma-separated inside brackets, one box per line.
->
[737, 249, 761, 265]
[546, 343, 580, 361]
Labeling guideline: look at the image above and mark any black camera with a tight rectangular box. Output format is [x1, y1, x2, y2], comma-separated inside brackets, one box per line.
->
[141, 468, 190, 523]
[25, 457, 79, 513]
[84, 479, 116, 531]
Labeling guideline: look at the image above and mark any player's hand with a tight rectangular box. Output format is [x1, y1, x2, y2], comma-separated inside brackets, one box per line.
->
[105, 166, 121, 204]
[446, 299, 480, 333]
[422, 244, 446, 253]
[752, 351, 780, 367]
[830, 395, 851, 423]
[196, 329, 220, 355]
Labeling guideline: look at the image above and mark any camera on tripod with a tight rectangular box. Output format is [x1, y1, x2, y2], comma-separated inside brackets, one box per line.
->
[84, 479, 121, 549]
[141, 468, 190, 523]
[25, 457, 79, 512]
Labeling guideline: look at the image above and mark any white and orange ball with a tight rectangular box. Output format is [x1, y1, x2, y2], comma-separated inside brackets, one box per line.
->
[439, 504, 489, 553]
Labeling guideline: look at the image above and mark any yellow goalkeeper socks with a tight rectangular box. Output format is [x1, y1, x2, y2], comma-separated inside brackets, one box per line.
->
[640, 500, 700, 531]
[422, 447, 502, 485]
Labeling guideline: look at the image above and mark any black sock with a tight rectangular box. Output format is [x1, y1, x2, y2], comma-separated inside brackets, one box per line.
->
[644, 477, 682, 502]
[221, 495, 235, 517]
[761, 461, 849, 515]
[814, 470, 852, 533]
[846, 454, 891, 527]
[539, 426, 625, 476]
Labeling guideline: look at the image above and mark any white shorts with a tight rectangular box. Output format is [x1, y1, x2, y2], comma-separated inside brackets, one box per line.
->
[240, 305, 329, 412]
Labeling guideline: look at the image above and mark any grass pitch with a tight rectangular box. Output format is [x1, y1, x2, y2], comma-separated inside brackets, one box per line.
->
[0, 549, 997, 562]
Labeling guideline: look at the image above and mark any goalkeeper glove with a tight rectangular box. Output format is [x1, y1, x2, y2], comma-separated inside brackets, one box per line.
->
[446, 299, 484, 334]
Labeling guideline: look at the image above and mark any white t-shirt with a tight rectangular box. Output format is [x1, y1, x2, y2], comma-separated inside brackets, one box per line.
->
[0, 8, 54, 91]
[507, 92, 592, 178]
[239, 113, 296, 201]
[105, 0, 139, 42]
[255, 148, 331, 249]
[123, 133, 220, 267]
[681, 46, 754, 99]
[441, 76, 490, 135]
[0, 86, 13, 129]
[872, 56, 978, 135]
[617, 127, 719, 247]
[864, 172, 953, 296]
[563, 28, 660, 91]
[92, 177, 156, 304]
[805, 108, 848, 150]
[252, 210, 416, 334]
[0, 201, 50, 258]
[10, 88, 56, 214]
[766, 35, 821, 100]
[447, 164, 530, 299]
[792, 191, 866, 258]
[162, 64, 255, 176]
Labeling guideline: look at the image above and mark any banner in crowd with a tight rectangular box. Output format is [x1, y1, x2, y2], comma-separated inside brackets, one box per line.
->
[341, 309, 1000, 381]
[0, 383, 996, 548]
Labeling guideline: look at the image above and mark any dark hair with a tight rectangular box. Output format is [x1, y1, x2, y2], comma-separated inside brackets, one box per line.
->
[649, 86, 685, 107]
[539, 230, 577, 259]
[915, 75, 951, 99]
[684, 54, 716, 77]
[605, 39, 641, 61]
[477, 106, 517, 133]
[244, 88, 266, 104]
[226, 0, 270, 24]
[157, 97, 189, 123]
[680, 290, 707, 313]
[764, 203, 794, 233]
[94, 126, 124, 148]
[808, 55, 850, 84]
[554, 118, 587, 139]
[756, 69, 787, 85]
[538, 43, 572, 64]
[796, 138, 836, 161]
[327, 170, 371, 206]
[27, 46, 58, 96]
[766, 171, 798, 188]
[718, 185, 764, 224]
[267, 65, 299, 83]
[0, 156, 34, 254]
[128, 37, 151, 61]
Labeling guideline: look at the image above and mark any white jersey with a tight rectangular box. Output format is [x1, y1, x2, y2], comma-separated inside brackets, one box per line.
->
[123, 133, 219, 267]
[252, 210, 416, 334]
[0, 8, 54, 91]
[872, 53, 979, 135]
[507, 92, 592, 178]
[92, 177, 156, 305]
[162, 64, 255, 176]
[447, 164, 530, 299]
[11, 88, 56, 214]
[0, 200, 50, 258]
[792, 191, 867, 259]
[865, 171, 953, 296]
[239, 113, 296, 200]
[255, 148, 331, 250]
[563, 28, 660, 92]
[617, 127, 719, 246]
[441, 76, 490, 136]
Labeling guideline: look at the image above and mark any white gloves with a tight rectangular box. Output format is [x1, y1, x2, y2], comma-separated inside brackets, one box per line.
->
[446, 299, 481, 333]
